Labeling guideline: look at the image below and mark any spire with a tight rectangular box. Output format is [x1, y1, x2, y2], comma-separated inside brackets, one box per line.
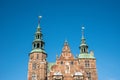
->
[79, 26, 88, 54]
[31, 16, 46, 54]
[82, 26, 85, 39]
[81, 26, 86, 44]
[37, 16, 42, 32]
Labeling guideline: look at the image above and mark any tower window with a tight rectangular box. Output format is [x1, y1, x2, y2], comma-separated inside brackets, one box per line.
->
[85, 60, 90, 68]
[37, 54, 39, 59]
[82, 48, 84, 53]
[37, 43, 39, 48]
[33, 44, 36, 48]
[32, 63, 36, 70]
[41, 43, 44, 49]
[87, 72, 91, 80]
[38, 35, 39, 39]
[32, 73, 37, 80]
[84, 48, 86, 52]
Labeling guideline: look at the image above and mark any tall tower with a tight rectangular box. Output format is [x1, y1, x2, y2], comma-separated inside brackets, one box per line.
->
[78, 26, 98, 80]
[28, 16, 47, 80]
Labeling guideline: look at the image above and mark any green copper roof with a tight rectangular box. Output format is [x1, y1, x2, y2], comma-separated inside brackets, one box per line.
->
[80, 43, 88, 46]
[30, 49, 46, 53]
[47, 62, 55, 72]
[33, 39, 43, 42]
[78, 53, 95, 59]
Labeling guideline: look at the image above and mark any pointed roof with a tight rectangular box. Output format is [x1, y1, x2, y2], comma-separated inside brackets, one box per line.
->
[36, 16, 42, 33]
[59, 40, 74, 60]
[80, 26, 87, 45]
[79, 26, 88, 48]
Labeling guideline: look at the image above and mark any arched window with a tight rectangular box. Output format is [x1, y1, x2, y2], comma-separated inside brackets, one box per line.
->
[84, 48, 86, 52]
[33, 44, 36, 48]
[37, 43, 39, 48]
[38, 35, 39, 39]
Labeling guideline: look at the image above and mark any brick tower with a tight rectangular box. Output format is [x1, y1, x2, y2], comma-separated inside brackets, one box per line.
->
[77, 26, 98, 80]
[27, 16, 47, 80]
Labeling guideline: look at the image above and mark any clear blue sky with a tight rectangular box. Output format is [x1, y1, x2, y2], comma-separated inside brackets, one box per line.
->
[0, 0, 120, 80]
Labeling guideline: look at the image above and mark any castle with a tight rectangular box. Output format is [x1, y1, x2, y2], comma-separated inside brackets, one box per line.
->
[27, 16, 98, 80]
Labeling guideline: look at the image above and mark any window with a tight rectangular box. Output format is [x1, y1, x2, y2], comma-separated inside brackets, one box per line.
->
[37, 43, 39, 48]
[61, 61, 63, 65]
[71, 61, 73, 65]
[33, 44, 36, 48]
[38, 35, 39, 39]
[32, 73, 37, 80]
[32, 63, 36, 70]
[84, 48, 86, 52]
[85, 60, 90, 68]
[37, 54, 39, 59]
[87, 72, 91, 80]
